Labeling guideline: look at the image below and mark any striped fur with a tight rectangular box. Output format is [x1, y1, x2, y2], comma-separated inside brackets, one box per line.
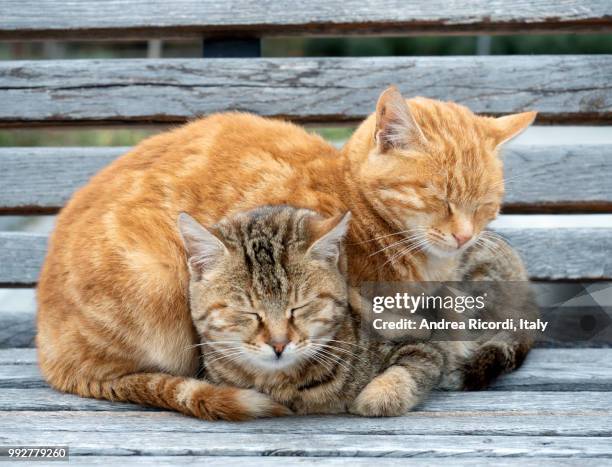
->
[37, 88, 538, 419]
[183, 206, 469, 416]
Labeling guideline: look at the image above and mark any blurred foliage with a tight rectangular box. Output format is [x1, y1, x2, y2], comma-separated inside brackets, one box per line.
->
[1, 34, 609, 147]
[309, 126, 355, 144]
[0, 128, 157, 147]
[273, 34, 612, 57]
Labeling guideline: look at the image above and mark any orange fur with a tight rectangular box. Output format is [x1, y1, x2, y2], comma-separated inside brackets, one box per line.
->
[37, 88, 535, 418]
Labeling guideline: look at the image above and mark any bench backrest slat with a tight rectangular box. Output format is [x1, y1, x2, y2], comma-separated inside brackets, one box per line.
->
[1, 56, 611, 126]
[2, 0, 611, 39]
[1, 144, 610, 215]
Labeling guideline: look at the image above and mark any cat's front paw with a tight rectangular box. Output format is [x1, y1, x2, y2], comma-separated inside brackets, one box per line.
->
[349, 366, 419, 417]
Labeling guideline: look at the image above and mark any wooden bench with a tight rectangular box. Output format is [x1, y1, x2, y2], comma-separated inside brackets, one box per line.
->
[1, 0, 611, 463]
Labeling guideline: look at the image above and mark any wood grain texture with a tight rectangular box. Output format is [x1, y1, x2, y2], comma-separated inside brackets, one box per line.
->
[495, 228, 612, 281]
[0, 147, 121, 214]
[1, 0, 611, 39]
[30, 457, 612, 466]
[2, 430, 612, 458]
[2, 349, 612, 391]
[7, 388, 609, 413]
[0, 309, 35, 348]
[3, 410, 612, 437]
[1, 226, 609, 286]
[0, 232, 47, 286]
[502, 144, 612, 213]
[1, 56, 611, 126]
[2, 143, 611, 214]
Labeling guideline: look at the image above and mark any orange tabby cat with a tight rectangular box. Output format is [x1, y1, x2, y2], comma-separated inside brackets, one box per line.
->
[37, 87, 535, 419]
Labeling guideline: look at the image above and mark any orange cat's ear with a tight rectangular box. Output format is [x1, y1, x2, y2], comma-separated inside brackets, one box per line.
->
[491, 111, 537, 148]
[375, 86, 426, 153]
[307, 212, 351, 265]
[177, 213, 227, 278]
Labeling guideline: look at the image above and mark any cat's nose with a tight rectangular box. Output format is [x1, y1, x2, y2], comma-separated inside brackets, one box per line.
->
[452, 232, 472, 248]
[270, 341, 288, 358]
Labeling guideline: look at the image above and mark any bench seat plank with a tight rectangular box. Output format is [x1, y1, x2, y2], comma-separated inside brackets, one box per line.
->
[1, 227, 609, 286]
[30, 457, 612, 466]
[2, 144, 610, 214]
[2, 388, 611, 413]
[1, 56, 611, 125]
[3, 348, 612, 391]
[1, 430, 612, 458]
[2, 0, 611, 39]
[2, 410, 611, 437]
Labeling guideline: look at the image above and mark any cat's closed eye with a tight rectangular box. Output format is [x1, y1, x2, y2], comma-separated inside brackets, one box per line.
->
[245, 312, 263, 322]
[289, 303, 311, 318]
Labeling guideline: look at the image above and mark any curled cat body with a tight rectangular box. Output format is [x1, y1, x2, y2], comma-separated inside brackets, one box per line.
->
[179, 205, 446, 416]
[38, 86, 538, 419]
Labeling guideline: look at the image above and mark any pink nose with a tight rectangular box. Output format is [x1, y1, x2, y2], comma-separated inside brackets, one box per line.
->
[271, 341, 288, 357]
[453, 233, 472, 248]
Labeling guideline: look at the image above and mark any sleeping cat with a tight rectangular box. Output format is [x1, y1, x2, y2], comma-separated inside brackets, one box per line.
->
[37, 86, 537, 419]
[179, 205, 446, 415]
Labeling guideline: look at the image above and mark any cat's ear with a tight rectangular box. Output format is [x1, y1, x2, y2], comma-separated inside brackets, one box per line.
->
[307, 212, 351, 265]
[374, 85, 426, 153]
[491, 111, 537, 148]
[177, 213, 227, 278]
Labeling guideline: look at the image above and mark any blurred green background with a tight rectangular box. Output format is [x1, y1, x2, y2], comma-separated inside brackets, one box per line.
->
[1, 34, 611, 146]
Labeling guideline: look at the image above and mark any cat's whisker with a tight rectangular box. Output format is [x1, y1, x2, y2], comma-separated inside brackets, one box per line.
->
[349, 227, 427, 246]
[186, 340, 243, 350]
[475, 233, 512, 263]
[203, 350, 246, 366]
[309, 342, 369, 366]
[311, 348, 353, 373]
[379, 238, 428, 269]
[305, 351, 336, 374]
[367, 232, 425, 257]
[311, 338, 371, 352]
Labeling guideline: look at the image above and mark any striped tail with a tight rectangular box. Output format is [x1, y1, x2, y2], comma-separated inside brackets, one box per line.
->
[77, 372, 290, 421]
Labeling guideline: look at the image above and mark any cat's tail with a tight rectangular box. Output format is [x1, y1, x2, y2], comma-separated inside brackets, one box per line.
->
[461, 334, 532, 390]
[64, 372, 291, 421]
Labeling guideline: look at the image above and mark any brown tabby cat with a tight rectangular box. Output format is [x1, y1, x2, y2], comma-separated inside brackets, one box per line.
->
[37, 86, 536, 419]
[179, 205, 448, 415]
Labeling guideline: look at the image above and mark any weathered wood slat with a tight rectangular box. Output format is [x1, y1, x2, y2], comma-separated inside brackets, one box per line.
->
[0, 232, 47, 286]
[503, 144, 612, 213]
[0, 309, 35, 348]
[32, 457, 609, 466]
[2, 388, 611, 413]
[1, 0, 611, 39]
[2, 144, 610, 214]
[2, 430, 612, 458]
[495, 228, 611, 281]
[2, 410, 612, 437]
[3, 349, 611, 390]
[1, 227, 609, 286]
[0, 147, 121, 214]
[1, 56, 611, 125]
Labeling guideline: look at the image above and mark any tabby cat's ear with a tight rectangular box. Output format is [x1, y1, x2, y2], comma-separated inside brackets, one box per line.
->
[177, 213, 227, 278]
[374, 85, 426, 153]
[307, 212, 351, 265]
[491, 111, 537, 148]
